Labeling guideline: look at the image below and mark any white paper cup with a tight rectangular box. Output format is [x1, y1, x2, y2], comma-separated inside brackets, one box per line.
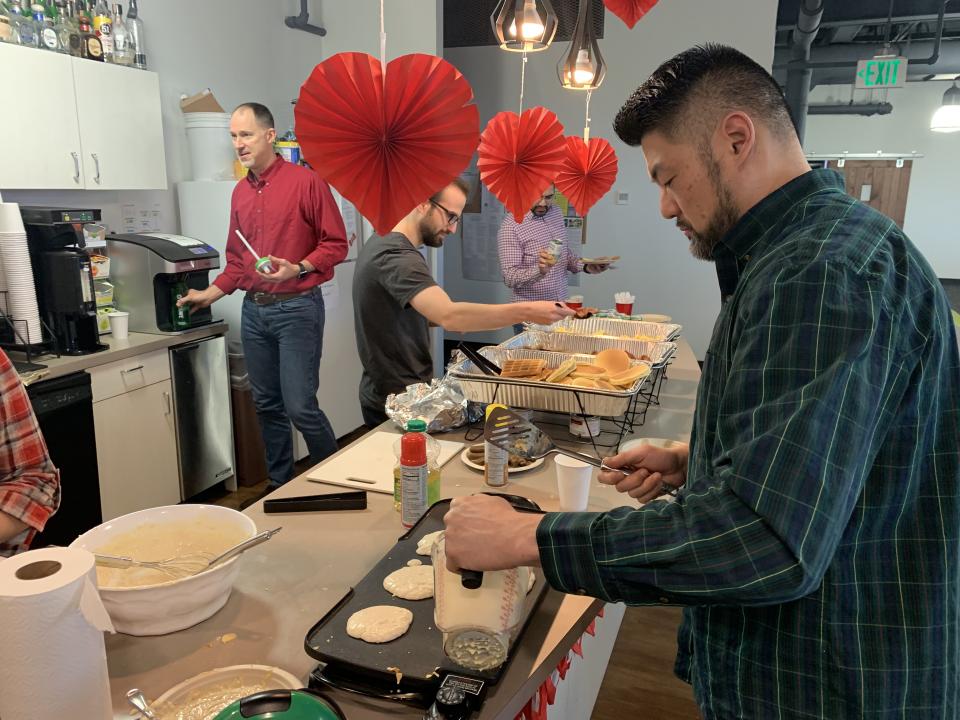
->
[107, 311, 129, 340]
[555, 455, 592, 511]
[0, 203, 26, 234]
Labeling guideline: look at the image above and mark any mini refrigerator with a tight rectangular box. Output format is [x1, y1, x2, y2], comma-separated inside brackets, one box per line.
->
[169, 335, 235, 498]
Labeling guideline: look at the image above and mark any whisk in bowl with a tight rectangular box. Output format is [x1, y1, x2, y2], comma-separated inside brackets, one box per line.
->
[95, 527, 283, 581]
[94, 550, 216, 580]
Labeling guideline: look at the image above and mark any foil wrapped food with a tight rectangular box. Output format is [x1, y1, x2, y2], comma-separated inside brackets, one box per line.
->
[385, 370, 483, 433]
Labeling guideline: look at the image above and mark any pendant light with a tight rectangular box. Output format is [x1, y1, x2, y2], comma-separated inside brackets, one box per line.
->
[558, 0, 606, 90]
[491, 0, 558, 53]
[930, 78, 960, 133]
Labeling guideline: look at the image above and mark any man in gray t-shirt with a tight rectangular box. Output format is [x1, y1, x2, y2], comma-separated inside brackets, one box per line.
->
[353, 179, 575, 426]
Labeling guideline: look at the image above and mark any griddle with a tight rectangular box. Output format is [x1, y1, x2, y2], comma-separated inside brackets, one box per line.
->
[304, 495, 548, 709]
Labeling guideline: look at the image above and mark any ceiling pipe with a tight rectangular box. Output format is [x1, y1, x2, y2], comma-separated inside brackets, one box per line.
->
[774, 0, 953, 72]
[773, 39, 960, 87]
[808, 102, 893, 116]
[285, 0, 327, 37]
[785, 0, 824, 143]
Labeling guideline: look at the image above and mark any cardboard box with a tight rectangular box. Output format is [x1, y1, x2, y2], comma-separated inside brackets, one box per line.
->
[180, 89, 225, 114]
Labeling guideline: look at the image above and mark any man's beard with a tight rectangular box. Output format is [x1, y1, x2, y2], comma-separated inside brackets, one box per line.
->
[532, 206, 548, 217]
[684, 154, 740, 261]
[419, 219, 446, 248]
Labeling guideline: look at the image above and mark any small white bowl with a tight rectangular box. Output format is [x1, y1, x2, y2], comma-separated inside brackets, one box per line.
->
[70, 504, 256, 636]
[618, 437, 685, 453]
[151, 664, 301, 717]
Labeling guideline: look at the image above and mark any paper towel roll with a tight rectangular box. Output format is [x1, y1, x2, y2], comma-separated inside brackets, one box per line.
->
[0, 547, 115, 720]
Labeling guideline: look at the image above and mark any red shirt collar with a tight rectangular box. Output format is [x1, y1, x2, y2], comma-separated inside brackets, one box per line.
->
[246, 154, 286, 186]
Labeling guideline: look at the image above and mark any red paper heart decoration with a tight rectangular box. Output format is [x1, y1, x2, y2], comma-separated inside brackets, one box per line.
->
[603, 0, 659, 29]
[295, 52, 480, 236]
[477, 107, 567, 223]
[554, 136, 619, 216]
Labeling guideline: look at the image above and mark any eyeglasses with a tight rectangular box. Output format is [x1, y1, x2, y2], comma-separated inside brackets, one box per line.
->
[430, 199, 461, 227]
[536, 193, 554, 203]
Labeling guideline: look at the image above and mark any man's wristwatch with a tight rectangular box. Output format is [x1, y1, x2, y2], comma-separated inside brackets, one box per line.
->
[297, 262, 311, 279]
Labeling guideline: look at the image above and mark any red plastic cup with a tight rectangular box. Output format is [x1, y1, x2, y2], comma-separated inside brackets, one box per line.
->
[565, 295, 583, 310]
[615, 302, 633, 315]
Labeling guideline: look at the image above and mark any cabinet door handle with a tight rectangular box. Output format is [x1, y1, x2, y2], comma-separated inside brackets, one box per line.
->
[91, 153, 101, 184]
[162, 391, 172, 415]
[120, 365, 144, 374]
[71, 152, 80, 184]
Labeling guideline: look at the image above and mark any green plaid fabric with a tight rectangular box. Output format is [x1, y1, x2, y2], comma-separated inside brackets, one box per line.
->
[538, 170, 960, 719]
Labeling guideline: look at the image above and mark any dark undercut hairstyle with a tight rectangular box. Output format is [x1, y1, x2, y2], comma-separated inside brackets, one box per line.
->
[613, 44, 796, 148]
[431, 177, 471, 203]
[234, 102, 275, 131]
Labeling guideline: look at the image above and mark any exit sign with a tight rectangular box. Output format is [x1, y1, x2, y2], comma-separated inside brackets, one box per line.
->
[855, 56, 908, 89]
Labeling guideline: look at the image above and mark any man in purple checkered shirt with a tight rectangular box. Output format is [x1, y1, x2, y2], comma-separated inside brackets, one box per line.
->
[497, 185, 612, 313]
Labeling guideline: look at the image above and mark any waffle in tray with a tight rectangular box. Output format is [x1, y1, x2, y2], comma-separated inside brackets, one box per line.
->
[498, 348, 649, 390]
[500, 358, 547, 378]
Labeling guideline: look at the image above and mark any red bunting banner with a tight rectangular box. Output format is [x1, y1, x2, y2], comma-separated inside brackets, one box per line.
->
[477, 107, 567, 223]
[296, 52, 480, 235]
[554, 136, 619, 217]
[603, 0, 659, 29]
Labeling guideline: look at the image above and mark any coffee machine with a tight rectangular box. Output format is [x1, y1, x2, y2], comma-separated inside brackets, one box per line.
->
[21, 207, 108, 356]
[106, 232, 221, 334]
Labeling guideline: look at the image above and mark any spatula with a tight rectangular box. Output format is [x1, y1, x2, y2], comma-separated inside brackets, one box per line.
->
[483, 407, 678, 496]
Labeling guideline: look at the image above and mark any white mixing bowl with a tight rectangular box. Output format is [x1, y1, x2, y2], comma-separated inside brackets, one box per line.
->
[70, 504, 257, 636]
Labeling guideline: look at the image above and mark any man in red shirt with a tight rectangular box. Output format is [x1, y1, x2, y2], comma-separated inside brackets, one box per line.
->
[0, 349, 60, 556]
[180, 103, 348, 488]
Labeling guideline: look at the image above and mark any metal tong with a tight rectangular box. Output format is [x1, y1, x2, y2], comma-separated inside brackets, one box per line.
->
[457, 342, 501, 376]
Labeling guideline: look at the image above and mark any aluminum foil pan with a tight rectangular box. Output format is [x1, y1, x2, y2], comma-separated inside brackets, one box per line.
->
[529, 317, 682, 342]
[448, 348, 652, 417]
[499, 331, 677, 369]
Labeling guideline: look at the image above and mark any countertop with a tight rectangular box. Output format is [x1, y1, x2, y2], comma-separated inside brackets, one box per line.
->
[106, 340, 702, 719]
[10, 322, 229, 382]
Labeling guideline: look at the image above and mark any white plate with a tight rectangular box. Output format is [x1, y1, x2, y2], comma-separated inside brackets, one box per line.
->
[151, 664, 301, 719]
[460, 446, 545, 474]
[619, 437, 685, 453]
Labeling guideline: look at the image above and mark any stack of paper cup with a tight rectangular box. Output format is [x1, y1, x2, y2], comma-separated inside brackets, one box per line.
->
[0, 202, 43, 345]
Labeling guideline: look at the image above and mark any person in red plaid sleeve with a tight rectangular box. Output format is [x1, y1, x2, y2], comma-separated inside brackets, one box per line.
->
[0, 349, 60, 556]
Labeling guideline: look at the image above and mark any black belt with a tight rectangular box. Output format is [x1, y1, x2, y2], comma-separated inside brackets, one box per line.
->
[244, 288, 313, 306]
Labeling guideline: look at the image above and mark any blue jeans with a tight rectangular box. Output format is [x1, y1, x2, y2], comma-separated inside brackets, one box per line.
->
[241, 288, 338, 487]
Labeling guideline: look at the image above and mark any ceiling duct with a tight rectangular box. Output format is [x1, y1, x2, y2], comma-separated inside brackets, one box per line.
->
[444, 0, 604, 48]
[808, 102, 893, 115]
[784, 0, 825, 142]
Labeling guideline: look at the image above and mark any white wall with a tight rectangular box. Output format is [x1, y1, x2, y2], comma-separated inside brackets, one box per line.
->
[804, 82, 960, 279]
[442, 0, 779, 359]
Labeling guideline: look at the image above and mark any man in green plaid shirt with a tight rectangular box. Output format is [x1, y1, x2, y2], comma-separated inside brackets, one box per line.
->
[444, 44, 960, 718]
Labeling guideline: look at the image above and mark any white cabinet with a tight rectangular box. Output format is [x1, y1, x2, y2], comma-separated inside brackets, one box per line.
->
[90, 352, 180, 521]
[0, 43, 84, 189]
[0, 42, 167, 191]
[73, 58, 167, 190]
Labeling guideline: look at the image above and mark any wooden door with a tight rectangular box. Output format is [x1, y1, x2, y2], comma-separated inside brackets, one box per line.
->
[825, 159, 913, 228]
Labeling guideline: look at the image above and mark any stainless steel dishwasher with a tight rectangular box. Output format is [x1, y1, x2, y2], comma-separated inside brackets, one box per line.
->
[169, 335, 235, 499]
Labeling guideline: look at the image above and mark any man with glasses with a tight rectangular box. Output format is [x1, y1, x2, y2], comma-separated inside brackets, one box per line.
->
[353, 178, 574, 426]
[497, 184, 612, 332]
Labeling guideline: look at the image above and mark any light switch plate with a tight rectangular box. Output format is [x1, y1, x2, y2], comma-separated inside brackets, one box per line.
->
[859, 184, 872, 201]
[615, 191, 630, 205]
